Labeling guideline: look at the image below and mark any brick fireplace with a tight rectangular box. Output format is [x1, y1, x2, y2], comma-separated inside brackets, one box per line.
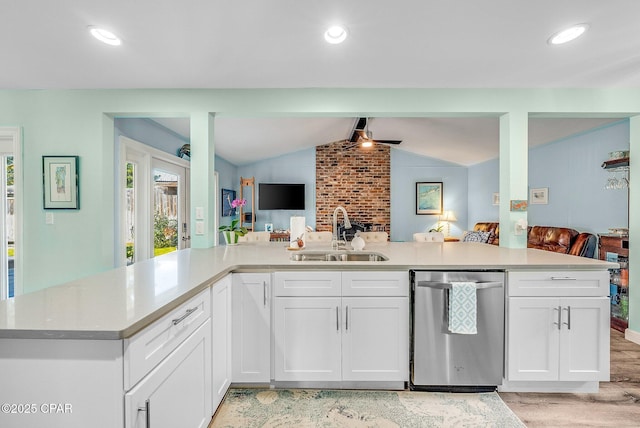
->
[315, 140, 391, 237]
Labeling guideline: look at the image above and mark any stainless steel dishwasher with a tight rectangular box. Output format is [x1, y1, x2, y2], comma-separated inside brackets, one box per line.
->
[410, 270, 505, 392]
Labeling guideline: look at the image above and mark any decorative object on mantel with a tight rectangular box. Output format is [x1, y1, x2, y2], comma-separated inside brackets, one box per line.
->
[42, 155, 79, 209]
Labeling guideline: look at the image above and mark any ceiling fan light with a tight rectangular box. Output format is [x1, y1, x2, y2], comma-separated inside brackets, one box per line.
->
[324, 25, 348, 44]
[89, 26, 122, 46]
[548, 24, 588, 45]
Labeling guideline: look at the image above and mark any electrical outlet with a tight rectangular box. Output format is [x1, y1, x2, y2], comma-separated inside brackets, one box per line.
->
[195, 220, 205, 235]
[46, 212, 54, 224]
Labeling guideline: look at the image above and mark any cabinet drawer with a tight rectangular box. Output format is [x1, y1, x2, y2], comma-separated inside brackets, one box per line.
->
[508, 271, 609, 297]
[274, 271, 341, 296]
[342, 271, 409, 297]
[124, 287, 211, 390]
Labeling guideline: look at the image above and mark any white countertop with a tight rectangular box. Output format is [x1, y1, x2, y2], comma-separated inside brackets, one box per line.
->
[0, 242, 615, 340]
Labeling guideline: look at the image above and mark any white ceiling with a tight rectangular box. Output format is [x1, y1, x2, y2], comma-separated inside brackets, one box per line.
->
[152, 116, 622, 166]
[3, 1, 634, 164]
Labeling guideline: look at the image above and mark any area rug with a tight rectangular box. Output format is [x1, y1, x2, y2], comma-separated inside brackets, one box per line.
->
[210, 388, 526, 427]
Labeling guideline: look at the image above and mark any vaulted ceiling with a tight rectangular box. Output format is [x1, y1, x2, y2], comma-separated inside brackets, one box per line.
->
[4, 1, 635, 164]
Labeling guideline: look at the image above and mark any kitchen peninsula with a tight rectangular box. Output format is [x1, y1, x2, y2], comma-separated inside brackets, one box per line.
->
[0, 242, 615, 428]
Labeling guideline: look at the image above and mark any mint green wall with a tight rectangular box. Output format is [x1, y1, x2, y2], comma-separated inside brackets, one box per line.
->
[1, 89, 639, 335]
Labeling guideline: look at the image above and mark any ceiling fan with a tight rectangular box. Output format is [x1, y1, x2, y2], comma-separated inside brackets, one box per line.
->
[348, 117, 402, 147]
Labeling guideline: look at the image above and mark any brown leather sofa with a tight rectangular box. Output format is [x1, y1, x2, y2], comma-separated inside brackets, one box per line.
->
[472, 222, 597, 258]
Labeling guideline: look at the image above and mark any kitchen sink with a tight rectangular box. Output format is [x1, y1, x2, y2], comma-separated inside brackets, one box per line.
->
[289, 251, 388, 262]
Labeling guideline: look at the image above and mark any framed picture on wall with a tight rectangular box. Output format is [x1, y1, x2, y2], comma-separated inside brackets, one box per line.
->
[221, 188, 236, 216]
[43, 155, 79, 209]
[530, 187, 549, 204]
[416, 182, 443, 215]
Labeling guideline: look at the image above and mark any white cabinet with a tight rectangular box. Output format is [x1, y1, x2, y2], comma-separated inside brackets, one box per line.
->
[506, 271, 610, 385]
[273, 271, 409, 385]
[232, 273, 271, 382]
[211, 275, 231, 409]
[342, 297, 409, 381]
[125, 319, 212, 428]
[274, 297, 342, 381]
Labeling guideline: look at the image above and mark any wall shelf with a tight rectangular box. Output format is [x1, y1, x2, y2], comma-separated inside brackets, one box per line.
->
[602, 156, 629, 170]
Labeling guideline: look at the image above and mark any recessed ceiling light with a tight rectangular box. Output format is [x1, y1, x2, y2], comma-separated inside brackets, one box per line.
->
[89, 26, 122, 46]
[324, 25, 348, 44]
[548, 23, 589, 45]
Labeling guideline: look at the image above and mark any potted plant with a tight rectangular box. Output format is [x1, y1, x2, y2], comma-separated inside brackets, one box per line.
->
[218, 198, 248, 245]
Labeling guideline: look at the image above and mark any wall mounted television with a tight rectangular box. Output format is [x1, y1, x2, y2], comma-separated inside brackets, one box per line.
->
[258, 183, 305, 210]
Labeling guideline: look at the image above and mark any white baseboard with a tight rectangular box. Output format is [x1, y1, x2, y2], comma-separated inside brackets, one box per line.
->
[625, 328, 640, 345]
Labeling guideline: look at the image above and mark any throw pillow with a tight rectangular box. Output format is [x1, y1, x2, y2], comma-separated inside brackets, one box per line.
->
[463, 231, 491, 243]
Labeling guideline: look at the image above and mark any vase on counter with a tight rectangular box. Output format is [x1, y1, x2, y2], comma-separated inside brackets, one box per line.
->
[223, 230, 239, 245]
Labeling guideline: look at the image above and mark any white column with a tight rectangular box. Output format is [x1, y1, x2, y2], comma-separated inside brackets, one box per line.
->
[499, 112, 528, 248]
[190, 112, 216, 248]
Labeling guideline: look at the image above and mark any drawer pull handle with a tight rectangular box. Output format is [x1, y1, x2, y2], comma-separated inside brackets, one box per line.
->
[138, 399, 151, 427]
[550, 277, 577, 281]
[172, 307, 198, 326]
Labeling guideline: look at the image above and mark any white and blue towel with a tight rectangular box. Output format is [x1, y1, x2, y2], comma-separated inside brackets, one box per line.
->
[448, 282, 478, 334]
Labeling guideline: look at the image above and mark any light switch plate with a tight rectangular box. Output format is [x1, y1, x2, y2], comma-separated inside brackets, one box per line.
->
[46, 212, 54, 224]
[195, 207, 204, 220]
[195, 220, 204, 235]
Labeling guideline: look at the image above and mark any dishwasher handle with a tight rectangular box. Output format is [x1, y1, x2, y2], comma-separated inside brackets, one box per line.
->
[416, 281, 502, 290]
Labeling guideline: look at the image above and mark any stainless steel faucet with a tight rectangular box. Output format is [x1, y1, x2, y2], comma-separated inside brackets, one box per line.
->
[332, 206, 352, 249]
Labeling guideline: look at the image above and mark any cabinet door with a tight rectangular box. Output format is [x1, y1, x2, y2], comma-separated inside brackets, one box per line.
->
[125, 320, 212, 428]
[559, 297, 610, 381]
[507, 297, 560, 381]
[342, 297, 409, 382]
[274, 297, 342, 381]
[232, 273, 271, 383]
[211, 275, 231, 409]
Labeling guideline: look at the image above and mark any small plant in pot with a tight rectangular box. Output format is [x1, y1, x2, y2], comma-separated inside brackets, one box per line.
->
[219, 218, 248, 245]
[219, 198, 248, 245]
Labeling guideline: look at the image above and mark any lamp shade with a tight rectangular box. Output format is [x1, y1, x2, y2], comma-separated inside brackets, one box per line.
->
[441, 211, 457, 222]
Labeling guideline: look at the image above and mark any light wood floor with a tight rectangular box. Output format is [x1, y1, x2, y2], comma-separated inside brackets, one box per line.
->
[500, 328, 640, 427]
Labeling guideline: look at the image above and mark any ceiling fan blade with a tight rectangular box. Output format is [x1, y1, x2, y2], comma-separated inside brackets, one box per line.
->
[349, 118, 368, 141]
[373, 139, 402, 145]
[350, 129, 367, 142]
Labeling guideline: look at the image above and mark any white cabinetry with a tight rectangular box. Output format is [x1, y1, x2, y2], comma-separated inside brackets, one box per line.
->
[505, 270, 610, 390]
[125, 320, 212, 428]
[274, 296, 342, 381]
[124, 288, 212, 428]
[273, 271, 409, 386]
[232, 273, 271, 383]
[211, 275, 231, 409]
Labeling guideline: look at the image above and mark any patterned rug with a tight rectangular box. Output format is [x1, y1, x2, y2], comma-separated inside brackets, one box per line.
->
[210, 388, 526, 427]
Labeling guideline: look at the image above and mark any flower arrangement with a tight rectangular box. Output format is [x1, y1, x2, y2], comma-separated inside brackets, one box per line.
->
[219, 198, 248, 244]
